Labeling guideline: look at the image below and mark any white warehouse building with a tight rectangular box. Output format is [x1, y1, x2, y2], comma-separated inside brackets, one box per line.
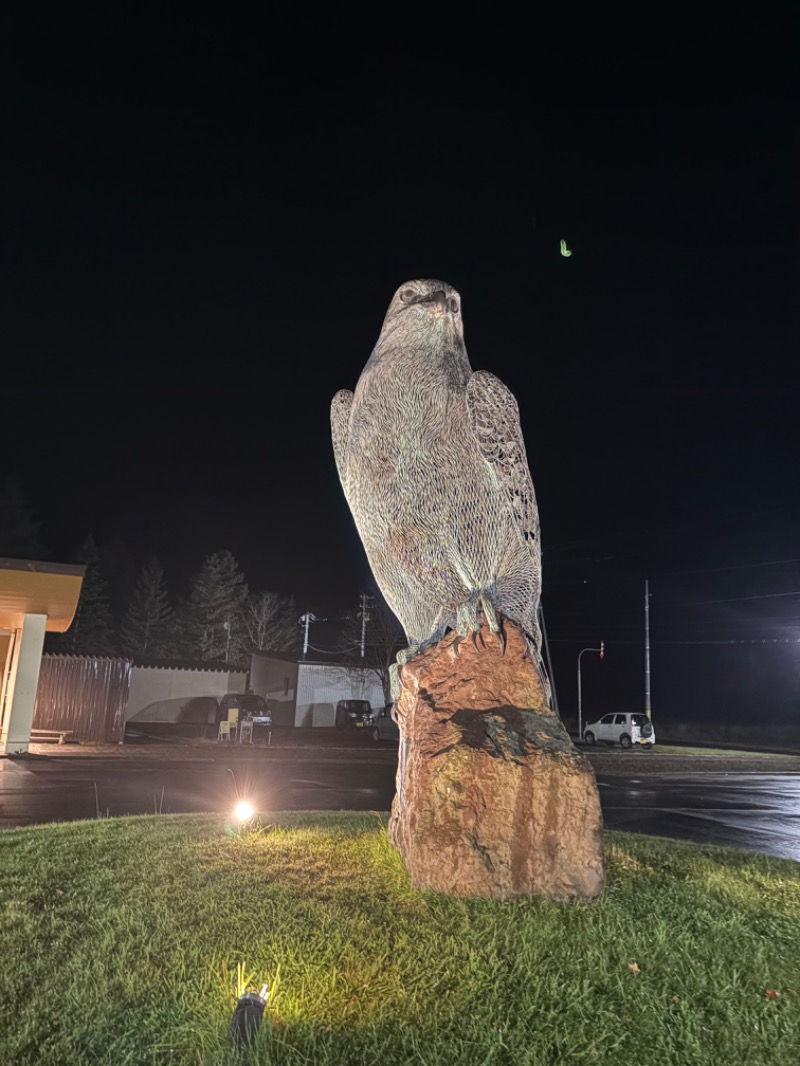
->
[249, 651, 386, 727]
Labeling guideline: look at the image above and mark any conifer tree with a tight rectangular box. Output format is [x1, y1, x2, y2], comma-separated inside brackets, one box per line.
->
[99, 537, 138, 646]
[120, 555, 176, 658]
[0, 475, 50, 560]
[182, 550, 249, 665]
[51, 535, 116, 654]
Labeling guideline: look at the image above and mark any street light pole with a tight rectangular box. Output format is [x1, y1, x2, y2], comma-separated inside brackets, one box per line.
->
[577, 642, 604, 741]
[644, 579, 652, 720]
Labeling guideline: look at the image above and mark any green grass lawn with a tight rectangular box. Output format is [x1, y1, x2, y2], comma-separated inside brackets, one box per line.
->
[653, 745, 798, 758]
[1, 812, 797, 1066]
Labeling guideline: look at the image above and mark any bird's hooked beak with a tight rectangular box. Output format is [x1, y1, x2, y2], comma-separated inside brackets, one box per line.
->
[419, 290, 448, 312]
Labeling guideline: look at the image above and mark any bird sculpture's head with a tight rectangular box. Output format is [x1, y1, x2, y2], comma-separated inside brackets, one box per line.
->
[376, 279, 465, 351]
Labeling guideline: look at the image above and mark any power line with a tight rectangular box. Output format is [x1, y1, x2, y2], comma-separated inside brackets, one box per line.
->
[658, 558, 800, 577]
[547, 637, 800, 646]
[542, 504, 800, 558]
[653, 639, 800, 646]
[545, 560, 800, 589]
[687, 591, 800, 605]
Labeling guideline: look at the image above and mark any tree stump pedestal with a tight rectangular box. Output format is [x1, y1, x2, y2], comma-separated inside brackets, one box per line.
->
[389, 620, 605, 900]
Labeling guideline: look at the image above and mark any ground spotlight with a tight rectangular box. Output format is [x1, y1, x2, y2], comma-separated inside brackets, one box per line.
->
[234, 800, 254, 822]
[228, 982, 270, 1050]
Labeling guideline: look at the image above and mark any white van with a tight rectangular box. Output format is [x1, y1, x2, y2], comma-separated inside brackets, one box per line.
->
[583, 713, 655, 749]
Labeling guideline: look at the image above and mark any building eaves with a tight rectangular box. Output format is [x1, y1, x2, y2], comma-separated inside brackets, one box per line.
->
[131, 658, 246, 672]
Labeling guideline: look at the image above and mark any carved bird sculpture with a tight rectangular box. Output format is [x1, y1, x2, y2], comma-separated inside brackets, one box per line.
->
[331, 278, 546, 686]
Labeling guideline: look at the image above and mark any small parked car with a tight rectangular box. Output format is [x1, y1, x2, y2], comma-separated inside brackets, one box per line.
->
[583, 712, 655, 749]
[372, 705, 400, 743]
[335, 699, 374, 729]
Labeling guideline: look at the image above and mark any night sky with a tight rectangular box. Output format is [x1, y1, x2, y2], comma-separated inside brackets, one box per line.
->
[3, 11, 798, 726]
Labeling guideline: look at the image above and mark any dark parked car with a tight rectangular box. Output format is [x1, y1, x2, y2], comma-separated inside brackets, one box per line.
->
[335, 699, 374, 729]
[218, 694, 273, 726]
[371, 705, 399, 743]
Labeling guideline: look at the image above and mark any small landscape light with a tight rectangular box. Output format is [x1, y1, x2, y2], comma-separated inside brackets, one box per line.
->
[234, 800, 255, 823]
[228, 982, 270, 1050]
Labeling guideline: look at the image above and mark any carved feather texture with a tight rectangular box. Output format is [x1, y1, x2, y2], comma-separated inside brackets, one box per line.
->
[330, 388, 354, 492]
[466, 370, 541, 557]
[331, 279, 546, 689]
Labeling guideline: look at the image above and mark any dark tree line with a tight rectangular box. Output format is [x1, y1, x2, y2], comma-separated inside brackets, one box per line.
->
[48, 538, 301, 666]
[0, 478, 406, 681]
[0, 477, 300, 666]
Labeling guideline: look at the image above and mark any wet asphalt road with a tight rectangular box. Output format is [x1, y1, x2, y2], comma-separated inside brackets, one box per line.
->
[0, 755, 397, 827]
[597, 773, 800, 862]
[1, 755, 799, 863]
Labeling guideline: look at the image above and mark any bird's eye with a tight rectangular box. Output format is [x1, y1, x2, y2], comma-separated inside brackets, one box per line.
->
[447, 297, 459, 314]
[400, 289, 415, 303]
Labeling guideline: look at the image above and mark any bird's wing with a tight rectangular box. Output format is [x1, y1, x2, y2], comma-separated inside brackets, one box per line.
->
[330, 389, 354, 491]
[466, 370, 540, 553]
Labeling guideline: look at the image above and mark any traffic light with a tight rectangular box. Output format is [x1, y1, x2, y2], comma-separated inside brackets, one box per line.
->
[600, 641, 604, 660]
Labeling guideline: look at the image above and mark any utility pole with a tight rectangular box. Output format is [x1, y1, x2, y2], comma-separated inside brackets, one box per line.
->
[298, 612, 317, 660]
[644, 579, 652, 720]
[359, 592, 373, 658]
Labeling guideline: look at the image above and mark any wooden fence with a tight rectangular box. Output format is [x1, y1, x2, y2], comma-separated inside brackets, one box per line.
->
[33, 655, 132, 744]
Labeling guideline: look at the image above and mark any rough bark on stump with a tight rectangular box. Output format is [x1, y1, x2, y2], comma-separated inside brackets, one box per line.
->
[389, 619, 605, 900]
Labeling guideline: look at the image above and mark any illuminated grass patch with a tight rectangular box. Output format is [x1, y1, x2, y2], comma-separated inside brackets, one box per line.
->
[654, 744, 799, 759]
[0, 813, 797, 1065]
